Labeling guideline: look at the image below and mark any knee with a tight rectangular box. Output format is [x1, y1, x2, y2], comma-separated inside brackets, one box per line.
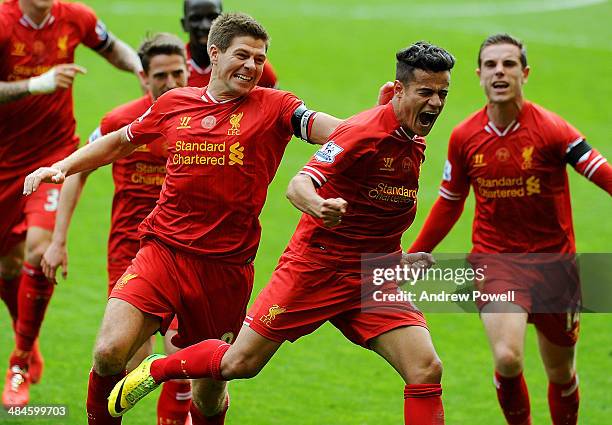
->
[546, 363, 575, 384]
[220, 351, 263, 380]
[0, 256, 23, 280]
[409, 356, 443, 384]
[24, 239, 50, 266]
[192, 384, 227, 417]
[93, 340, 129, 376]
[494, 345, 524, 376]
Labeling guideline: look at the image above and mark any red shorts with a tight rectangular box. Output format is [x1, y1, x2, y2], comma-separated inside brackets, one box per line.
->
[473, 256, 580, 346]
[0, 178, 61, 256]
[110, 238, 254, 347]
[246, 250, 427, 348]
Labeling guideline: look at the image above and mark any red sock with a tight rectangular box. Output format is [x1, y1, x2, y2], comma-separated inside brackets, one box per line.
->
[494, 371, 531, 425]
[403, 384, 444, 425]
[190, 396, 229, 425]
[87, 369, 126, 425]
[157, 380, 192, 425]
[548, 375, 579, 425]
[151, 340, 230, 383]
[0, 275, 20, 328]
[15, 262, 54, 352]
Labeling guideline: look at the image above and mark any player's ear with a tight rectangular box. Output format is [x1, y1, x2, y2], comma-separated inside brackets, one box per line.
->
[522, 65, 530, 82]
[209, 44, 219, 64]
[476, 68, 484, 86]
[393, 80, 404, 97]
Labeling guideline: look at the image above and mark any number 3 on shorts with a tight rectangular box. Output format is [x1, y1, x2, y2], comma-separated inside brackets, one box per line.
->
[44, 188, 60, 212]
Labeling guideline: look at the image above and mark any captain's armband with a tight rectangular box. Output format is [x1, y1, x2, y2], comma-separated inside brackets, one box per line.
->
[291, 104, 317, 143]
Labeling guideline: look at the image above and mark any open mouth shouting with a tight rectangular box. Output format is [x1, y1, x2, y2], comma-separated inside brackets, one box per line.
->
[491, 81, 510, 91]
[418, 111, 438, 128]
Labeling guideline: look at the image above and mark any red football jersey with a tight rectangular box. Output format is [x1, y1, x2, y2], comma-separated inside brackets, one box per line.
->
[289, 102, 426, 271]
[0, 0, 110, 179]
[440, 101, 584, 254]
[89, 94, 166, 270]
[186, 42, 278, 88]
[126, 86, 302, 263]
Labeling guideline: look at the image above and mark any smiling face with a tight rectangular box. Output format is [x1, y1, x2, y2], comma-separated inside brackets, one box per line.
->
[209, 35, 266, 98]
[392, 69, 450, 137]
[477, 43, 530, 104]
[182, 0, 222, 48]
[144, 54, 188, 100]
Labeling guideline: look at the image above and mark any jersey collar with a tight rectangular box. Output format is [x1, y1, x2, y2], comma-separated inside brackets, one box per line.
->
[201, 88, 240, 104]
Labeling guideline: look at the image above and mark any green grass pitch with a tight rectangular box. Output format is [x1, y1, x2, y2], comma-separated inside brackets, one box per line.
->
[1, 0, 611, 423]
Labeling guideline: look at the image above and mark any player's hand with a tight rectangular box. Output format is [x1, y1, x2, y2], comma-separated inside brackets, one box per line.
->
[319, 197, 348, 227]
[400, 252, 436, 273]
[377, 81, 394, 105]
[41, 241, 68, 284]
[23, 166, 66, 195]
[53, 63, 87, 90]
[28, 64, 86, 94]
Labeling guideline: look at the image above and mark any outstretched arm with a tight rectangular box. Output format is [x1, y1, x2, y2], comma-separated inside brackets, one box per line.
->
[23, 128, 135, 195]
[97, 36, 146, 92]
[408, 196, 466, 253]
[286, 174, 347, 227]
[41, 171, 93, 283]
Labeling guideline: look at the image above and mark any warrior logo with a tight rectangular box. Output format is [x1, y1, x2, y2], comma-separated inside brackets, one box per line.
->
[177, 116, 192, 129]
[229, 142, 244, 165]
[260, 305, 286, 326]
[11, 42, 26, 56]
[227, 112, 244, 136]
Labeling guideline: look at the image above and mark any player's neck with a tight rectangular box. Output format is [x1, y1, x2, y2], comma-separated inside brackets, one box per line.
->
[207, 80, 240, 103]
[486, 98, 523, 129]
[19, 0, 52, 25]
[189, 43, 211, 69]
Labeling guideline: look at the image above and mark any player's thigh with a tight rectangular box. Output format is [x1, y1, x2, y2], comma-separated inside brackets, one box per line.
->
[481, 302, 529, 368]
[220, 325, 282, 379]
[0, 241, 25, 279]
[370, 325, 442, 384]
[94, 298, 161, 372]
[536, 322, 577, 384]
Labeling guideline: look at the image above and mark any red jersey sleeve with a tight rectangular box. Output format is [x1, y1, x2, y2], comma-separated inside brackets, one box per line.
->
[439, 128, 470, 201]
[270, 89, 303, 137]
[125, 96, 169, 146]
[68, 2, 111, 51]
[258, 61, 278, 88]
[299, 124, 376, 187]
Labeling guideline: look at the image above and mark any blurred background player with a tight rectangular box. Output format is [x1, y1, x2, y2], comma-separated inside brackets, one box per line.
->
[109, 41, 455, 425]
[181, 0, 277, 87]
[0, 0, 143, 408]
[24, 12, 342, 425]
[40, 33, 193, 425]
[409, 34, 612, 425]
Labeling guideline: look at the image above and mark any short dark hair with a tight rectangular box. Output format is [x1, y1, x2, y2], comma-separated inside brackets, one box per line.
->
[207, 12, 269, 52]
[478, 33, 527, 68]
[396, 42, 455, 84]
[138, 33, 186, 73]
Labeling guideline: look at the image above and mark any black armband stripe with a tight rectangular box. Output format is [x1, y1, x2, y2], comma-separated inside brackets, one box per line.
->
[565, 139, 591, 166]
[292, 104, 316, 142]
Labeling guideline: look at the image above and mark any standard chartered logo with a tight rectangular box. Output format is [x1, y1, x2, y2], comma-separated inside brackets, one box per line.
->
[229, 142, 244, 166]
[172, 140, 245, 166]
[526, 176, 541, 195]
